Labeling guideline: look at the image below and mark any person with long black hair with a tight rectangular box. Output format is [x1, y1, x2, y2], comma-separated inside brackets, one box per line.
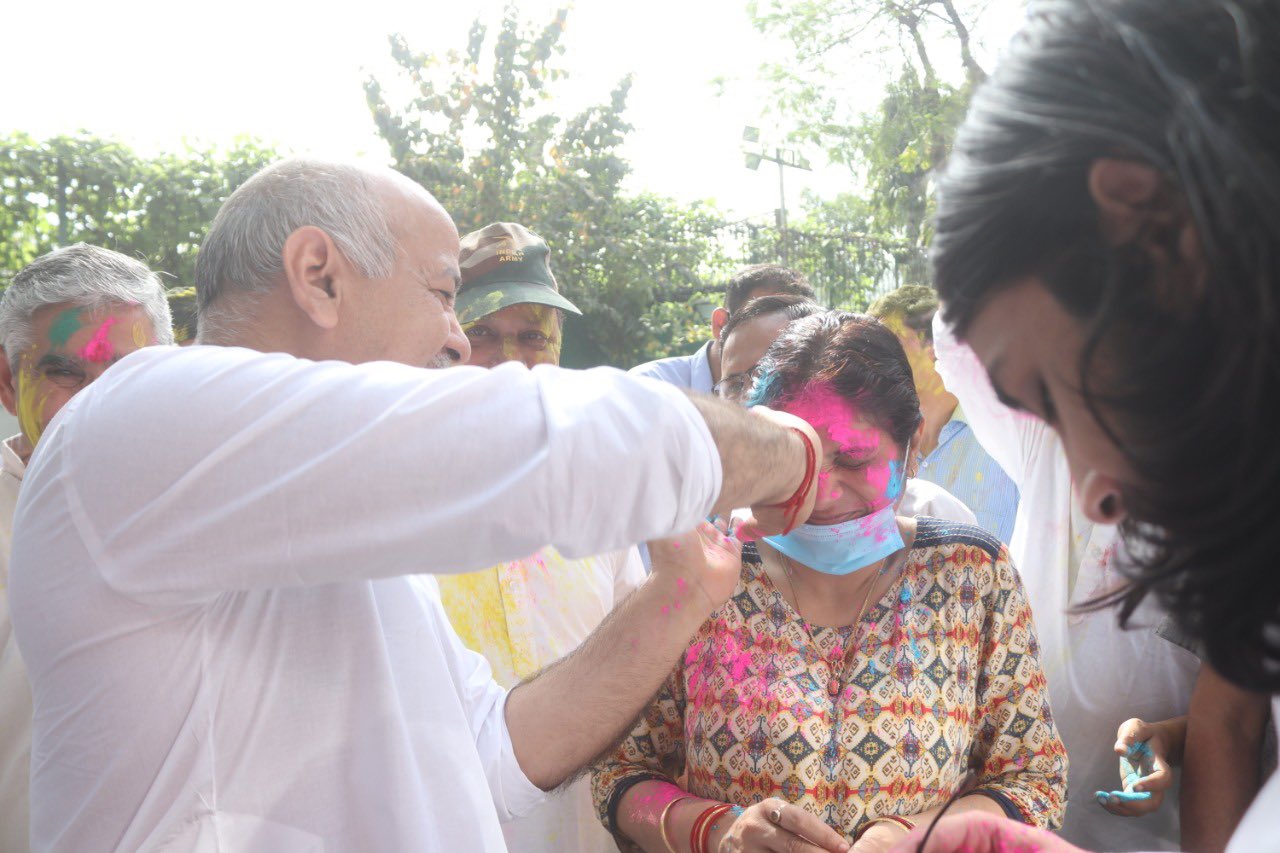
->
[889, 1, 1280, 851]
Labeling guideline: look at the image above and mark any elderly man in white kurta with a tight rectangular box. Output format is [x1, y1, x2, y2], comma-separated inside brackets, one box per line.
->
[0, 245, 174, 853]
[8, 160, 832, 852]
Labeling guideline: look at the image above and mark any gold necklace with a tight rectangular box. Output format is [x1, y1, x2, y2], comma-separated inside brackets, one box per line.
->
[777, 549, 904, 699]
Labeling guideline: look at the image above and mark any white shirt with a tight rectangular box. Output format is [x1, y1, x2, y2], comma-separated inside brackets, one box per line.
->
[438, 546, 645, 853]
[1226, 696, 1280, 852]
[899, 478, 978, 526]
[9, 345, 722, 852]
[0, 434, 31, 853]
[629, 341, 715, 394]
[934, 316, 1199, 851]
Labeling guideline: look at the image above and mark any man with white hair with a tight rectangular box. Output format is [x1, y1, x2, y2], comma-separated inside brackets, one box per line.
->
[0, 244, 173, 853]
[9, 160, 841, 852]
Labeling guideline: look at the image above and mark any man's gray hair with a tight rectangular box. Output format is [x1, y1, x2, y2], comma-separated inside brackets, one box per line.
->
[0, 244, 175, 362]
[196, 159, 399, 334]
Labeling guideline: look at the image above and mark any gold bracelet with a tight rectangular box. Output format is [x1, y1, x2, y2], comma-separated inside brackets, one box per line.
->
[659, 796, 691, 853]
[854, 814, 916, 840]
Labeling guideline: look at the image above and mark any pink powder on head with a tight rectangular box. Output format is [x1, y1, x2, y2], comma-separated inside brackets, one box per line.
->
[781, 381, 879, 454]
[78, 317, 119, 363]
[676, 578, 688, 594]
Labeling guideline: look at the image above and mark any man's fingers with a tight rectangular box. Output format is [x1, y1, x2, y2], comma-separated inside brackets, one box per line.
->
[1113, 718, 1152, 754]
[1133, 759, 1173, 793]
[773, 801, 851, 852]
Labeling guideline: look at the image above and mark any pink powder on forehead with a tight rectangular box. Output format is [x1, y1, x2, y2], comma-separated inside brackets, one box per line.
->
[781, 381, 879, 454]
[78, 317, 119, 363]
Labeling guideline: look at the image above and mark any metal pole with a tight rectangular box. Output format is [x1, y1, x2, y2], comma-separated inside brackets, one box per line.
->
[56, 154, 68, 246]
[777, 148, 788, 265]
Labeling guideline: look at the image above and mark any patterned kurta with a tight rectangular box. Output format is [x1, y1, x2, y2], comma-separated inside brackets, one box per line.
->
[592, 519, 1067, 842]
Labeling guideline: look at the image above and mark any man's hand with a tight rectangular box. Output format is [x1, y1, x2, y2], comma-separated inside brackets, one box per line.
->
[687, 394, 823, 537]
[1097, 718, 1175, 816]
[712, 798, 850, 852]
[736, 407, 822, 540]
[889, 812, 1088, 853]
[648, 519, 744, 614]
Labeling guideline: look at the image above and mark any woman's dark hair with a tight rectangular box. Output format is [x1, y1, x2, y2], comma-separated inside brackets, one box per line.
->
[746, 311, 923, 450]
[932, 0, 1280, 689]
[718, 293, 823, 344]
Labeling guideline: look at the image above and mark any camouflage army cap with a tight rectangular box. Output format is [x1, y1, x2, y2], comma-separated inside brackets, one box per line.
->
[456, 222, 582, 325]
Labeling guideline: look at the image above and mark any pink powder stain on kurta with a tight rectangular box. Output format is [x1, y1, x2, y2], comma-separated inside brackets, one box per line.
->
[78, 317, 119, 363]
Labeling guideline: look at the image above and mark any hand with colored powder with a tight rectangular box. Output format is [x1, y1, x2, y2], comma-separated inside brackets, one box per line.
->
[1095, 717, 1180, 816]
[648, 519, 744, 616]
[734, 406, 822, 541]
[888, 812, 1090, 853]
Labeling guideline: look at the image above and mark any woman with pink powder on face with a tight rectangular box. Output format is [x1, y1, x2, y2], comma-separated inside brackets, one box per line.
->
[591, 313, 1066, 853]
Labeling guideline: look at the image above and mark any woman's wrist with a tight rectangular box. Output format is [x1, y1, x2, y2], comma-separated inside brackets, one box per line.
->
[853, 816, 914, 850]
[702, 803, 743, 852]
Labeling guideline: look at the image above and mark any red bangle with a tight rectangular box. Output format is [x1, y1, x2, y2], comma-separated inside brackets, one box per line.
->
[854, 814, 916, 840]
[766, 428, 817, 534]
[690, 802, 736, 853]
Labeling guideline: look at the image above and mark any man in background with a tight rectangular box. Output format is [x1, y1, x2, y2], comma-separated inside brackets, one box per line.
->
[631, 263, 814, 392]
[167, 285, 199, 345]
[0, 244, 173, 853]
[438, 222, 645, 853]
[869, 284, 1017, 541]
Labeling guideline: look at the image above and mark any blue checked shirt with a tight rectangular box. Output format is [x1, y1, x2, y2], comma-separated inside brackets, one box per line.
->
[916, 408, 1019, 543]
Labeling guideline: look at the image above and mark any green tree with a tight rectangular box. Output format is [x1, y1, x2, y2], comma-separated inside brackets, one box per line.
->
[0, 132, 279, 288]
[750, 0, 995, 282]
[365, 6, 727, 368]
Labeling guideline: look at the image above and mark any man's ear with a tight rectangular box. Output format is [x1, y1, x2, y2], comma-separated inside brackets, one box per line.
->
[0, 350, 19, 417]
[1088, 158, 1172, 244]
[1088, 157, 1206, 305]
[281, 226, 345, 330]
[711, 306, 729, 341]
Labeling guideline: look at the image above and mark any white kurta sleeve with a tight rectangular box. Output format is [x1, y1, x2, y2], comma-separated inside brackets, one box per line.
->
[415, 576, 548, 819]
[610, 546, 647, 607]
[50, 347, 722, 603]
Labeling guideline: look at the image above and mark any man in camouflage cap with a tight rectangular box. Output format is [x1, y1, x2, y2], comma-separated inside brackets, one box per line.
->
[455, 222, 582, 369]
[442, 221, 643, 853]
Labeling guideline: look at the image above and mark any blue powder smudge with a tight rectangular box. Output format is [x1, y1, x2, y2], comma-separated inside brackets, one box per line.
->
[885, 459, 905, 501]
[1095, 790, 1152, 803]
[745, 364, 780, 407]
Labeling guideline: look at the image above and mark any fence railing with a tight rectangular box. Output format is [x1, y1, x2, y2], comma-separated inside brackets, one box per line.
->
[690, 218, 924, 311]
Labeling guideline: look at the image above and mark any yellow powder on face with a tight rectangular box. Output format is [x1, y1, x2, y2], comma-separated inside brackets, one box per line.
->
[522, 305, 561, 365]
[882, 314, 946, 399]
[502, 336, 521, 362]
[16, 359, 50, 448]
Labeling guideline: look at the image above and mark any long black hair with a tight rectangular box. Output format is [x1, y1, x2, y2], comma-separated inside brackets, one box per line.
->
[933, 0, 1280, 690]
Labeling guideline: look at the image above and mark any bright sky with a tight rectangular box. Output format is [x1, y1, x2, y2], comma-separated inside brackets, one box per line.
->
[2, 0, 1026, 219]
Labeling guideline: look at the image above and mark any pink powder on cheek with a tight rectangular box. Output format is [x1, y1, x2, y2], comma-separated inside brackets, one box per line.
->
[78, 317, 119, 363]
[865, 461, 891, 494]
[816, 469, 843, 501]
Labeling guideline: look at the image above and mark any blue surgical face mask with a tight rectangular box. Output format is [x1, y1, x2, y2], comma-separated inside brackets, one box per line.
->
[763, 446, 910, 576]
[763, 502, 904, 576]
